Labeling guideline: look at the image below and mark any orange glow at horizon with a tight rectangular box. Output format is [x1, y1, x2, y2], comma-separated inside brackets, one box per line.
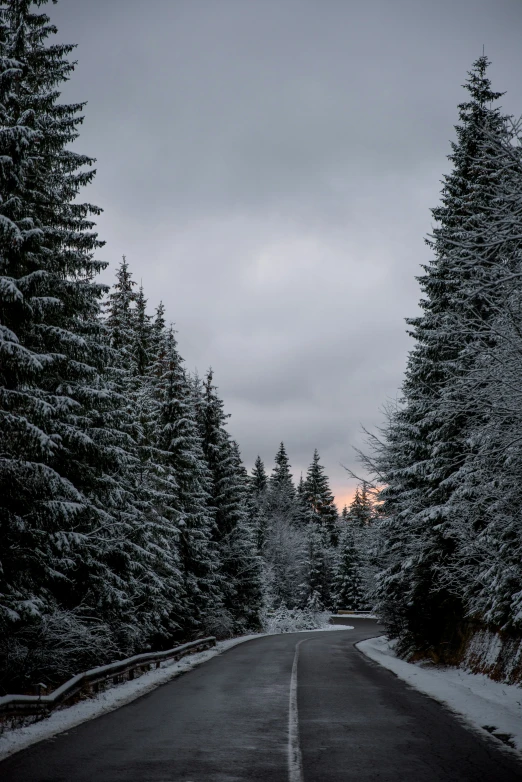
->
[333, 488, 358, 512]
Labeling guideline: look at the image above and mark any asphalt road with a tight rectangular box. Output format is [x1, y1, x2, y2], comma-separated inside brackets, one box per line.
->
[1, 619, 522, 781]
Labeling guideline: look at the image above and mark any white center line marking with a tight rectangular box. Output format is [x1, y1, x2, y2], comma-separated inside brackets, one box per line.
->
[288, 639, 305, 782]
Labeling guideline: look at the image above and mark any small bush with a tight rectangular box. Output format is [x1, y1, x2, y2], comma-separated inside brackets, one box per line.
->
[261, 604, 330, 634]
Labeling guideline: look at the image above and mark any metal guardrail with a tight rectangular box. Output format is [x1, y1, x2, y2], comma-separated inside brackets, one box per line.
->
[0, 636, 216, 718]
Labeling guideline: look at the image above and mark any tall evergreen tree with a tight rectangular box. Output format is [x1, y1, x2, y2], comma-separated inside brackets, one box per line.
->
[347, 484, 373, 528]
[370, 56, 513, 656]
[333, 524, 364, 611]
[104, 257, 137, 362]
[248, 455, 269, 552]
[304, 524, 334, 610]
[196, 371, 262, 632]
[132, 284, 153, 378]
[153, 329, 219, 635]
[303, 449, 339, 545]
[270, 442, 295, 493]
[250, 455, 268, 497]
[0, 0, 160, 685]
[266, 442, 297, 522]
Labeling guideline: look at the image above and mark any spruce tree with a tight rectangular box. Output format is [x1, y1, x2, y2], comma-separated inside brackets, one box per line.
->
[371, 56, 512, 656]
[196, 370, 262, 632]
[104, 257, 138, 362]
[266, 442, 297, 522]
[347, 484, 373, 528]
[153, 329, 219, 635]
[303, 449, 339, 545]
[304, 523, 334, 610]
[333, 525, 364, 611]
[0, 0, 158, 685]
[248, 455, 269, 552]
[250, 455, 268, 496]
[433, 120, 522, 633]
[132, 284, 153, 378]
[270, 442, 295, 494]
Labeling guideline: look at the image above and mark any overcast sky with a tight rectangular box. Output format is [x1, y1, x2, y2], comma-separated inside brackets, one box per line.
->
[51, 0, 522, 508]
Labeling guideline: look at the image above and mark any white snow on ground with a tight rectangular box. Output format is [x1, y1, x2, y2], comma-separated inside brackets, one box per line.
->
[285, 622, 354, 634]
[0, 623, 352, 761]
[357, 635, 522, 754]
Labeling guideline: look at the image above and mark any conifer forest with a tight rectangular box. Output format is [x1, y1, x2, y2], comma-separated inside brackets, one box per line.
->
[1, 0, 522, 697]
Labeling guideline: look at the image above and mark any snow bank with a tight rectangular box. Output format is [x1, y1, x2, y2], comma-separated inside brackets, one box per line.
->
[357, 635, 522, 754]
[0, 624, 352, 761]
[332, 612, 376, 619]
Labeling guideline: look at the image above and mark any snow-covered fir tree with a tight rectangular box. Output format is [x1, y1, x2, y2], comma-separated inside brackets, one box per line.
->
[153, 328, 220, 635]
[347, 484, 373, 527]
[333, 524, 364, 611]
[302, 449, 339, 546]
[266, 441, 297, 520]
[195, 371, 262, 633]
[104, 257, 138, 362]
[260, 445, 306, 608]
[248, 455, 269, 552]
[303, 523, 334, 610]
[0, 0, 160, 687]
[367, 56, 518, 657]
[430, 117, 522, 634]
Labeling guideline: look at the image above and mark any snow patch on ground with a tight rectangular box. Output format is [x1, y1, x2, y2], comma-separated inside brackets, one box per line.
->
[313, 623, 354, 631]
[357, 635, 522, 754]
[0, 624, 352, 761]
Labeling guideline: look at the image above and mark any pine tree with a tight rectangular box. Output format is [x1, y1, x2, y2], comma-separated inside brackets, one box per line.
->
[104, 257, 138, 362]
[196, 371, 262, 632]
[248, 455, 269, 552]
[370, 56, 513, 656]
[347, 484, 373, 528]
[304, 523, 334, 610]
[132, 284, 153, 378]
[303, 449, 339, 545]
[227, 442, 264, 631]
[250, 455, 268, 496]
[153, 329, 219, 635]
[0, 0, 157, 685]
[270, 442, 295, 494]
[333, 525, 364, 611]
[432, 119, 522, 633]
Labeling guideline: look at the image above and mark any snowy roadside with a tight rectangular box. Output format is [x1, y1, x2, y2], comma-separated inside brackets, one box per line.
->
[332, 612, 376, 619]
[357, 635, 522, 754]
[0, 623, 352, 761]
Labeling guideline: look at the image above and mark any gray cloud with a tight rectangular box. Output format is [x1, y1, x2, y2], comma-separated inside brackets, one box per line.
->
[51, 0, 522, 502]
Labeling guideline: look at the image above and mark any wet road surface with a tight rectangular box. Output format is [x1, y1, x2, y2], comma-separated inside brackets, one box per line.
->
[1, 619, 522, 781]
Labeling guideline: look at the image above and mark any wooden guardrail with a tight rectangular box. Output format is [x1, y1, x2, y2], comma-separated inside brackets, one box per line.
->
[0, 636, 216, 718]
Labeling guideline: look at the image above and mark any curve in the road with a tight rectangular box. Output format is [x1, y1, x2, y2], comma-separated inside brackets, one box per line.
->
[1, 620, 522, 781]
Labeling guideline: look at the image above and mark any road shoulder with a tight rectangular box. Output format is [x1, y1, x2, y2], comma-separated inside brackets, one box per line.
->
[357, 635, 522, 756]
